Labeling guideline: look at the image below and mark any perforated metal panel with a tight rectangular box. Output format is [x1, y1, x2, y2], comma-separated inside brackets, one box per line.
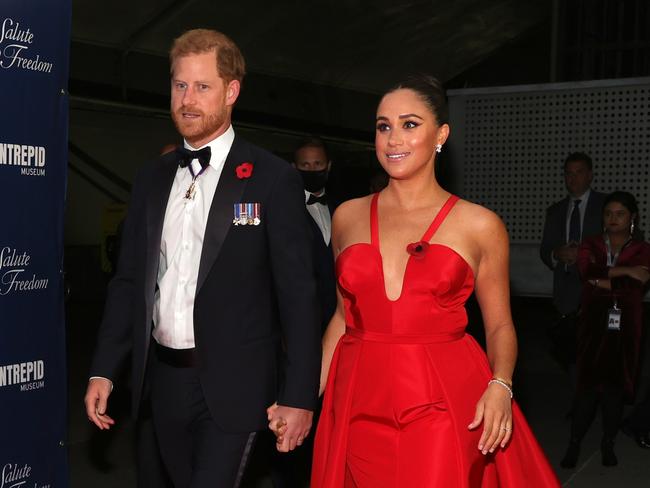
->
[448, 78, 650, 244]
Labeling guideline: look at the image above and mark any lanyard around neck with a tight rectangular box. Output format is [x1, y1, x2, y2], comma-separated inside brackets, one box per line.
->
[604, 234, 631, 267]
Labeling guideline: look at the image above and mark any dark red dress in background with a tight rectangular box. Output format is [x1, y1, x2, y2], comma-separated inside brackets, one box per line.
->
[576, 235, 650, 401]
[312, 194, 560, 487]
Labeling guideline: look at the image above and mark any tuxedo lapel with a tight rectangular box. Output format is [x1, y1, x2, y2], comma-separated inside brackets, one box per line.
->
[145, 157, 177, 314]
[559, 196, 570, 242]
[196, 136, 250, 294]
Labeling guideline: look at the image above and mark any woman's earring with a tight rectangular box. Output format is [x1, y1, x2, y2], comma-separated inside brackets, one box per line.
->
[435, 144, 442, 153]
[631, 221, 635, 235]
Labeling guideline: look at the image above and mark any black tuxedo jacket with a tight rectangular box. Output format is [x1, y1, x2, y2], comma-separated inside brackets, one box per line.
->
[540, 190, 606, 315]
[90, 136, 321, 432]
[306, 201, 337, 332]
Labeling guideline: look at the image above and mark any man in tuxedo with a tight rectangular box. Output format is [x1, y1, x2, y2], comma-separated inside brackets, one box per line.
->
[84, 29, 321, 487]
[292, 138, 337, 332]
[266, 139, 338, 488]
[540, 152, 606, 368]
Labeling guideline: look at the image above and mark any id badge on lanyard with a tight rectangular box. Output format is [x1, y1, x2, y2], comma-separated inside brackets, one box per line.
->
[607, 301, 621, 331]
[604, 235, 628, 332]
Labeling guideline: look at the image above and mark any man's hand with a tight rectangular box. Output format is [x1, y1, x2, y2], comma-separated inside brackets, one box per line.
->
[267, 403, 313, 452]
[554, 242, 579, 265]
[84, 378, 115, 430]
[267, 403, 287, 443]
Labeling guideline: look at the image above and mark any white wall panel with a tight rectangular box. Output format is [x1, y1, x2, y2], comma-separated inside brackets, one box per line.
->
[448, 77, 650, 296]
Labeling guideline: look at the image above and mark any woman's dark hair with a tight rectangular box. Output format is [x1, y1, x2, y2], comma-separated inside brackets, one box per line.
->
[386, 74, 449, 126]
[603, 191, 642, 239]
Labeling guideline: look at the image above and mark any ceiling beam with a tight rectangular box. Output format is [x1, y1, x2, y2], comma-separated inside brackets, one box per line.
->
[120, 0, 199, 99]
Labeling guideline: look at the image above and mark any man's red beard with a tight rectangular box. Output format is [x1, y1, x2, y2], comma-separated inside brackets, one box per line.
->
[172, 106, 227, 145]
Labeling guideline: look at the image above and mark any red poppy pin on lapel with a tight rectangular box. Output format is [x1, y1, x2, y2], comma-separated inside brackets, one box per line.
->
[236, 162, 253, 179]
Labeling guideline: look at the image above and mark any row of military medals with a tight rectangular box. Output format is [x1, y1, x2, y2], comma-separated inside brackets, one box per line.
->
[233, 202, 261, 226]
[182, 162, 259, 226]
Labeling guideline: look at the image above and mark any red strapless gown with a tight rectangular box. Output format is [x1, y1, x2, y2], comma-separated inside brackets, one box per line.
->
[311, 194, 559, 487]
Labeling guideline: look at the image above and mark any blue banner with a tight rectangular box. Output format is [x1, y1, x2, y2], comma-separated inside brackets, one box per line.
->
[0, 1, 71, 486]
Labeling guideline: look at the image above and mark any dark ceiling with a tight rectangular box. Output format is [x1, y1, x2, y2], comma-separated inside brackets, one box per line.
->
[69, 0, 552, 141]
[72, 0, 550, 91]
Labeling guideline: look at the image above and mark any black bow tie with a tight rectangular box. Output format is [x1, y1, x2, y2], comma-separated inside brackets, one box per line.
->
[176, 146, 212, 171]
[307, 193, 327, 206]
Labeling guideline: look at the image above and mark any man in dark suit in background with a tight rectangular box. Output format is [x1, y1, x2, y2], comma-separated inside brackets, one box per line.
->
[541, 152, 606, 371]
[267, 138, 338, 488]
[293, 137, 337, 332]
[84, 28, 321, 488]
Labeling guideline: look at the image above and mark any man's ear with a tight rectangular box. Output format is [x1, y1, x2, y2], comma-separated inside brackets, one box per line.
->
[225, 79, 240, 106]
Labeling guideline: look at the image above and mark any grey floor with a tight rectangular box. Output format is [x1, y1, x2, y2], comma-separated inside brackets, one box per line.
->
[67, 297, 650, 487]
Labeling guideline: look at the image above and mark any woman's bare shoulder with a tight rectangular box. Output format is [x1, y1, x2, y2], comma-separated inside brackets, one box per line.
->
[332, 195, 373, 227]
[331, 195, 373, 251]
[454, 198, 504, 228]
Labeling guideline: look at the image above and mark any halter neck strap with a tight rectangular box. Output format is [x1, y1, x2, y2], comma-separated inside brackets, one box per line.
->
[370, 193, 380, 247]
[421, 195, 460, 242]
[370, 193, 460, 247]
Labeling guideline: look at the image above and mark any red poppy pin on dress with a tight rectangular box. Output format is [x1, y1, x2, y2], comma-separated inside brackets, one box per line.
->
[406, 241, 430, 259]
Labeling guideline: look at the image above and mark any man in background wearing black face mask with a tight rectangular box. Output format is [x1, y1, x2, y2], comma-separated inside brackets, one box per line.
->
[292, 137, 337, 334]
[268, 138, 337, 488]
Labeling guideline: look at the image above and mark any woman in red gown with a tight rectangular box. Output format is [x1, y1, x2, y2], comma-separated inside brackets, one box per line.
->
[274, 75, 560, 487]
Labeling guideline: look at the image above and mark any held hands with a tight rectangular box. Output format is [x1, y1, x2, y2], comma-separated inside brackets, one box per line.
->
[267, 403, 313, 452]
[468, 381, 513, 455]
[84, 377, 115, 430]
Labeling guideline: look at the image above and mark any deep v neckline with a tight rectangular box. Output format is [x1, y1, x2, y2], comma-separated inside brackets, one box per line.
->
[371, 192, 459, 302]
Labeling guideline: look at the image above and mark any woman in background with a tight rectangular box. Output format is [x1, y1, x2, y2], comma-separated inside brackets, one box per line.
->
[561, 191, 650, 468]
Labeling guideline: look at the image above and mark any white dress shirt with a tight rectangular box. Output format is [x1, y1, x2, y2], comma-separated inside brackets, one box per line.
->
[564, 188, 591, 243]
[152, 126, 235, 349]
[305, 190, 331, 245]
[548, 188, 593, 268]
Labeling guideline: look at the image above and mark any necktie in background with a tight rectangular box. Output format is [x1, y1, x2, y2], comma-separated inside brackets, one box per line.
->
[568, 199, 582, 242]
